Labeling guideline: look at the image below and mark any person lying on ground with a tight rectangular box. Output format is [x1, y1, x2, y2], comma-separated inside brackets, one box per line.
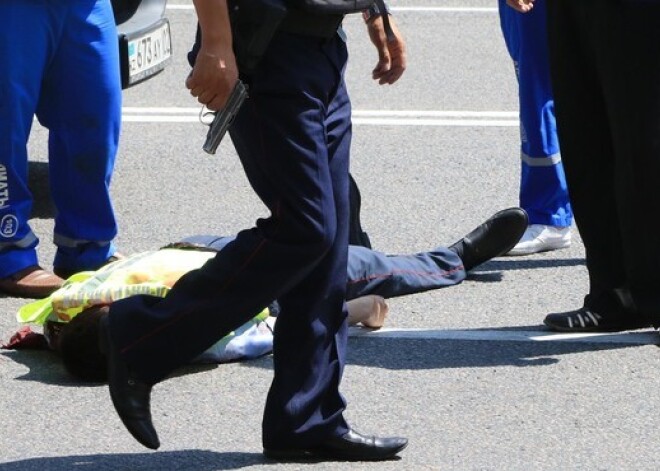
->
[11, 207, 527, 382]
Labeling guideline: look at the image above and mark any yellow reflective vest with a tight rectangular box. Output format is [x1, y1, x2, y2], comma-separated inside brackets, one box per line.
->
[17, 248, 269, 326]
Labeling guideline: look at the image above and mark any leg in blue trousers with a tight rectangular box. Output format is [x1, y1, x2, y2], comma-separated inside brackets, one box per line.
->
[499, 0, 574, 255]
[0, 0, 120, 297]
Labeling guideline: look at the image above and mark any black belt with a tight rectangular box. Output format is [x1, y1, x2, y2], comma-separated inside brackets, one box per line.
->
[279, 10, 344, 38]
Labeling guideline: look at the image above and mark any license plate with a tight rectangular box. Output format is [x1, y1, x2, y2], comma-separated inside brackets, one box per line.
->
[126, 20, 172, 85]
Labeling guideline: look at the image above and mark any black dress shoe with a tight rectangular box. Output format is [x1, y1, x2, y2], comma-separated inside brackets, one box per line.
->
[263, 428, 408, 462]
[99, 315, 160, 450]
[449, 207, 528, 271]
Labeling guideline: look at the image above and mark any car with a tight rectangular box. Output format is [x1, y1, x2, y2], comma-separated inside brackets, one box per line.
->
[111, 0, 173, 88]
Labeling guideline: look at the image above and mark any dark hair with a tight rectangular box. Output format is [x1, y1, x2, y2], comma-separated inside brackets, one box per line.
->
[58, 305, 110, 382]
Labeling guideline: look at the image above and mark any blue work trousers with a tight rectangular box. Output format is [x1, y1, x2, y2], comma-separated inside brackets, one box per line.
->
[499, 0, 573, 227]
[0, 0, 120, 277]
[109, 32, 352, 449]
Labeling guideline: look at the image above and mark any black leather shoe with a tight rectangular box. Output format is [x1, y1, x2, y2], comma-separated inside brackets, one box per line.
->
[263, 428, 408, 462]
[449, 207, 528, 271]
[98, 315, 160, 450]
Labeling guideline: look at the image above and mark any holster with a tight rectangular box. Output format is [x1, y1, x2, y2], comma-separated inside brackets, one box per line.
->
[279, 9, 344, 38]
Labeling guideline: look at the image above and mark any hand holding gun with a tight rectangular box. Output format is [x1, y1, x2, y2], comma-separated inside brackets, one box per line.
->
[198, 0, 286, 154]
[202, 80, 249, 155]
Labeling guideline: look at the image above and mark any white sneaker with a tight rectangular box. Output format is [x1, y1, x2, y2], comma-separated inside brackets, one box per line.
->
[506, 224, 571, 256]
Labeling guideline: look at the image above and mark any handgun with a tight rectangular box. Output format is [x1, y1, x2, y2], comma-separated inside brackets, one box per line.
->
[202, 80, 249, 155]
[198, 0, 286, 154]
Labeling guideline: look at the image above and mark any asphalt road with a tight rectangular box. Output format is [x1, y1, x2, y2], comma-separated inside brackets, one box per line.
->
[2, 1, 659, 470]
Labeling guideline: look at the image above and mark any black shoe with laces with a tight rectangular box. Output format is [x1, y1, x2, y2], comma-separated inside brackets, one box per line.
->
[543, 307, 652, 332]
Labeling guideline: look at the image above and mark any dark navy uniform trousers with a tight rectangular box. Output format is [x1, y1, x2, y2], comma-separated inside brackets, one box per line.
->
[109, 31, 352, 449]
[183, 234, 467, 300]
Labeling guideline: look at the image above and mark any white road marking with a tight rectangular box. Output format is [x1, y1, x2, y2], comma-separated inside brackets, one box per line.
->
[166, 4, 498, 13]
[348, 327, 660, 345]
[122, 115, 200, 123]
[121, 107, 519, 127]
[350, 118, 517, 126]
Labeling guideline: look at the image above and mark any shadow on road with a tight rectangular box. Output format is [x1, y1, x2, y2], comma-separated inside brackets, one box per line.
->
[478, 257, 586, 272]
[0, 450, 266, 471]
[3, 326, 654, 384]
[1, 349, 218, 387]
[27, 161, 56, 219]
[345, 333, 651, 370]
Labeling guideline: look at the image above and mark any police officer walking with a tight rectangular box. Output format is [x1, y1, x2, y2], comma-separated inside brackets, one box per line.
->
[98, 0, 410, 462]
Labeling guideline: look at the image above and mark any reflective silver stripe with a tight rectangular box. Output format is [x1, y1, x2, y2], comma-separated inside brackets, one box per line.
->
[0, 231, 37, 250]
[521, 152, 562, 167]
[584, 310, 600, 326]
[53, 233, 112, 248]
